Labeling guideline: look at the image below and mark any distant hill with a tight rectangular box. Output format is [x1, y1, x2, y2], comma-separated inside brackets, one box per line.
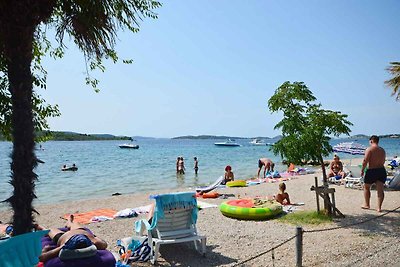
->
[172, 135, 274, 140]
[347, 134, 369, 139]
[346, 134, 400, 139]
[38, 131, 131, 141]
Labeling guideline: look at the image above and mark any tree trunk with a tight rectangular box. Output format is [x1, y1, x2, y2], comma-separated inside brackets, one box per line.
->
[4, 25, 37, 235]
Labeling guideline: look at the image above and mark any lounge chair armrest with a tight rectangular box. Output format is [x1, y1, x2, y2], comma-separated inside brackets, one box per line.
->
[135, 219, 151, 236]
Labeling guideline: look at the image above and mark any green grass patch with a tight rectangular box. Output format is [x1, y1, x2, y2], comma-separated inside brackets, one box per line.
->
[278, 211, 333, 225]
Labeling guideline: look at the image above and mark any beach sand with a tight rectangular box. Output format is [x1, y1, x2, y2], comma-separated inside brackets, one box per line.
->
[1, 159, 399, 266]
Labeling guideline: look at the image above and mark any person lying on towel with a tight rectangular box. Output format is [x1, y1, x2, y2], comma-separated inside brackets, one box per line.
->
[38, 215, 108, 262]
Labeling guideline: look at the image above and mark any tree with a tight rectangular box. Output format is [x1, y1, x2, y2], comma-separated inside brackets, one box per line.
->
[268, 81, 352, 211]
[385, 62, 400, 101]
[0, 0, 160, 235]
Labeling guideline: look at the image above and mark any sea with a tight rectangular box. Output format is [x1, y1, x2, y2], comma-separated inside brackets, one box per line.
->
[0, 138, 399, 210]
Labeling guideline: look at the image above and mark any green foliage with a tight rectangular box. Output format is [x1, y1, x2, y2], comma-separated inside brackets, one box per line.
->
[268, 82, 352, 173]
[0, 33, 61, 142]
[385, 62, 400, 101]
[0, 0, 161, 140]
[278, 210, 332, 225]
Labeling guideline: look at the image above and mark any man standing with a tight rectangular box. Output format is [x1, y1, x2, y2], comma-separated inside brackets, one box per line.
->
[257, 158, 275, 178]
[361, 135, 387, 212]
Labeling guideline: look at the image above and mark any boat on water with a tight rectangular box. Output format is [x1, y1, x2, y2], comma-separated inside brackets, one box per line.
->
[119, 143, 139, 149]
[249, 138, 266, 146]
[333, 142, 366, 155]
[214, 139, 241, 147]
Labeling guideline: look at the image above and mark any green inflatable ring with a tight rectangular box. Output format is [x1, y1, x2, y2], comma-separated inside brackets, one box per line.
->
[226, 180, 247, 187]
[219, 199, 283, 220]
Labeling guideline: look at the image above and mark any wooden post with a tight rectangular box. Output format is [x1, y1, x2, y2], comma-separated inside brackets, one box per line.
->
[314, 177, 320, 213]
[331, 192, 336, 217]
[296, 226, 303, 267]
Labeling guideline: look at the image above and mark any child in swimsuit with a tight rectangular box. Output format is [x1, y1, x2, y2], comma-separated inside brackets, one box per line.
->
[275, 182, 291, 205]
[222, 165, 234, 185]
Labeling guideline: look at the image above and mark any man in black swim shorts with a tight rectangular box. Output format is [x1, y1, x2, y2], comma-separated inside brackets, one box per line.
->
[361, 135, 387, 212]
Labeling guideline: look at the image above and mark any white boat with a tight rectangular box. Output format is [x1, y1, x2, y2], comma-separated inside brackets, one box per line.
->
[214, 139, 240, 147]
[333, 142, 366, 155]
[119, 143, 139, 149]
[249, 139, 266, 146]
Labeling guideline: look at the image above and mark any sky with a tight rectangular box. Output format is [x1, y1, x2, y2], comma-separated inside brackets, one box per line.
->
[40, 0, 400, 138]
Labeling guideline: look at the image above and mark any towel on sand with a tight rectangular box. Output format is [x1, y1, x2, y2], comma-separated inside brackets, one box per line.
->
[63, 209, 117, 224]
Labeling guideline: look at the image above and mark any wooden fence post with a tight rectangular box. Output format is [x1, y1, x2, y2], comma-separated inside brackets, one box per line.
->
[296, 226, 303, 267]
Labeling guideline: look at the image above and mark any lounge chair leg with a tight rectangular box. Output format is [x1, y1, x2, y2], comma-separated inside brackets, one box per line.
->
[152, 242, 160, 264]
[201, 237, 206, 256]
[194, 240, 199, 251]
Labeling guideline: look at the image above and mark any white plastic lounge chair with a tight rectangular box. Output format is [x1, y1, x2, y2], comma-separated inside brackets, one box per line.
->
[196, 176, 224, 193]
[344, 165, 364, 188]
[387, 170, 400, 190]
[134, 192, 206, 264]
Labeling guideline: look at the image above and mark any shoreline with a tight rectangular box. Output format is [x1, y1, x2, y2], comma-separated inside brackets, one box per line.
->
[1, 158, 399, 266]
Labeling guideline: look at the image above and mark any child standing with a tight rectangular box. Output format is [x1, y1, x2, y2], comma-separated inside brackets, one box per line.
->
[194, 157, 199, 174]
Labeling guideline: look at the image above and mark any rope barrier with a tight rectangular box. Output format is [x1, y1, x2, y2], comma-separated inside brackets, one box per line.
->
[303, 205, 400, 233]
[233, 234, 298, 266]
[233, 205, 400, 266]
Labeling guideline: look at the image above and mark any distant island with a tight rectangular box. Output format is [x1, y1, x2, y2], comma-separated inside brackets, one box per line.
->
[172, 135, 281, 140]
[41, 131, 132, 141]
[347, 134, 400, 139]
[0, 131, 132, 141]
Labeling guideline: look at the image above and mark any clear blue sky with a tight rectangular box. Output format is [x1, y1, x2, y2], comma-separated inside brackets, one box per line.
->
[40, 0, 400, 138]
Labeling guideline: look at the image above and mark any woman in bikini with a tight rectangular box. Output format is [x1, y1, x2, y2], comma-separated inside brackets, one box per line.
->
[328, 155, 345, 181]
[38, 215, 107, 262]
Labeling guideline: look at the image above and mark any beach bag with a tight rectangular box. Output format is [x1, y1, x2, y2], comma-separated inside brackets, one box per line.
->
[118, 237, 151, 263]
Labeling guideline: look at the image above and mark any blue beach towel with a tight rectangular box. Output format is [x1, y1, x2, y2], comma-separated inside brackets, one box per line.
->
[0, 230, 49, 267]
[136, 192, 197, 232]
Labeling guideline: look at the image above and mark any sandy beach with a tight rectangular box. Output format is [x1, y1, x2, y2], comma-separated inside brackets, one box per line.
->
[1, 159, 399, 266]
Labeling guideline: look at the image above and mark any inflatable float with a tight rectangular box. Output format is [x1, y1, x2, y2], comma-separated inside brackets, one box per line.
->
[195, 191, 219, 199]
[62, 166, 78, 171]
[226, 180, 247, 187]
[219, 199, 282, 220]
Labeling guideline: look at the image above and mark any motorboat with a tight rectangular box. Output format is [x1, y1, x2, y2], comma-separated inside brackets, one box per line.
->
[214, 139, 240, 147]
[333, 142, 366, 155]
[119, 143, 139, 149]
[249, 138, 266, 146]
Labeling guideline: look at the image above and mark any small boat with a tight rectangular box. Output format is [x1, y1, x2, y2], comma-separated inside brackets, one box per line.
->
[249, 139, 266, 146]
[62, 166, 78, 171]
[266, 142, 275, 146]
[333, 142, 366, 155]
[119, 144, 139, 149]
[214, 139, 240, 147]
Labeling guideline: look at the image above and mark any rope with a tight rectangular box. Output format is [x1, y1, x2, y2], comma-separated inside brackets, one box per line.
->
[232, 205, 400, 266]
[233, 234, 298, 266]
[304, 205, 400, 233]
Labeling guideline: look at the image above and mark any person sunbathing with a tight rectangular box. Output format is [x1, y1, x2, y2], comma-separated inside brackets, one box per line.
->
[275, 182, 291, 205]
[221, 165, 234, 185]
[38, 215, 107, 262]
[0, 222, 13, 239]
[328, 155, 345, 180]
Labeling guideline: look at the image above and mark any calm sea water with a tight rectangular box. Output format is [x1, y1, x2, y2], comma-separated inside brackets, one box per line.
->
[1, 138, 399, 210]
